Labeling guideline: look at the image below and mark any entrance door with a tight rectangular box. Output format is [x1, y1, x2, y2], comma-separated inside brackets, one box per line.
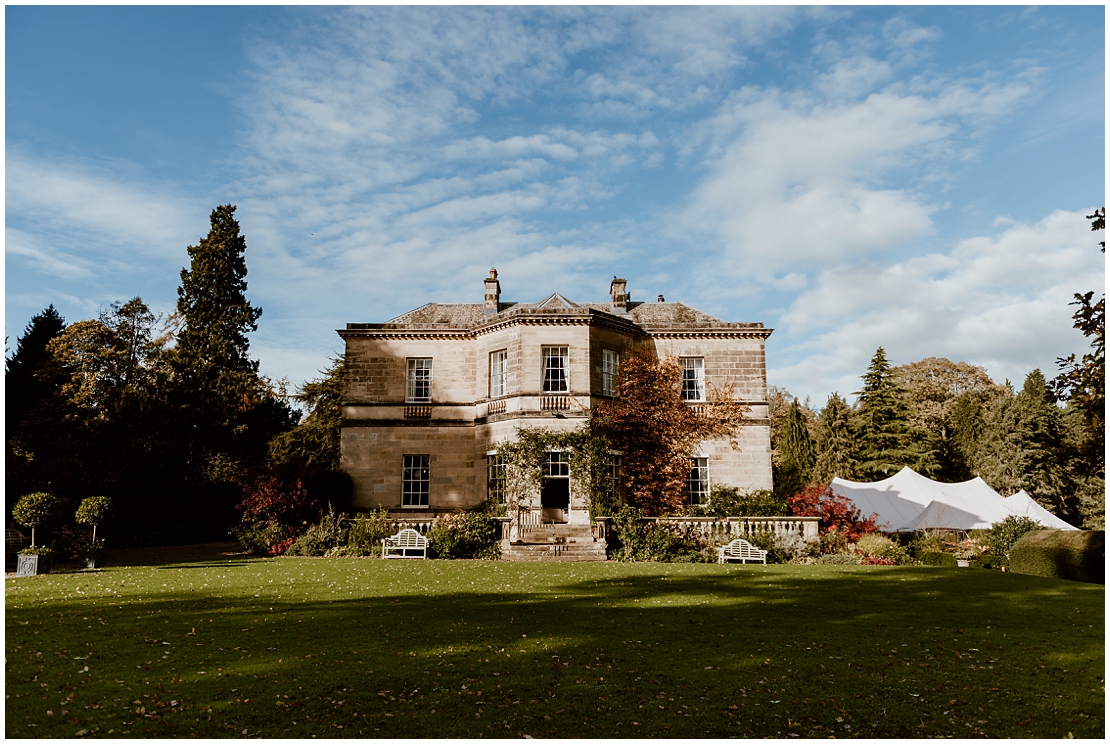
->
[541, 452, 570, 523]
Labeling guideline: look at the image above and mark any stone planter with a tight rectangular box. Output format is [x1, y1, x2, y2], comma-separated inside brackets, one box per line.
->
[16, 554, 52, 576]
[83, 552, 105, 569]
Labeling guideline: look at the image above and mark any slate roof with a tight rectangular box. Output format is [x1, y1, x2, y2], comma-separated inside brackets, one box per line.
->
[346, 296, 764, 332]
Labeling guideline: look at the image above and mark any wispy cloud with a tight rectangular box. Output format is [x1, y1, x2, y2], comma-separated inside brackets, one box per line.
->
[6, 149, 205, 272]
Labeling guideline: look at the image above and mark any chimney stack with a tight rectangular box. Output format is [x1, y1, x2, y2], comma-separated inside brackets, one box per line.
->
[484, 268, 501, 314]
[610, 277, 628, 314]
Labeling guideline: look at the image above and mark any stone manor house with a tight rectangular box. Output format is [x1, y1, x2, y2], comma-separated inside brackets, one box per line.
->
[338, 271, 773, 524]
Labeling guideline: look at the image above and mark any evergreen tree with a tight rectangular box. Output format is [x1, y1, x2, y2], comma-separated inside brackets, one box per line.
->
[975, 369, 1065, 513]
[173, 205, 295, 483]
[813, 392, 855, 482]
[174, 204, 263, 414]
[6, 305, 66, 430]
[773, 398, 815, 498]
[6, 305, 67, 501]
[853, 347, 938, 479]
[269, 356, 345, 473]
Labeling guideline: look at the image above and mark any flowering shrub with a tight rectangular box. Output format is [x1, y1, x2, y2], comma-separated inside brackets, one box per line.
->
[788, 483, 883, 541]
[854, 533, 913, 565]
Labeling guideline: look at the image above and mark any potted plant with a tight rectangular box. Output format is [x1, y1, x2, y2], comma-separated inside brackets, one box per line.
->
[12, 492, 61, 576]
[75, 496, 115, 569]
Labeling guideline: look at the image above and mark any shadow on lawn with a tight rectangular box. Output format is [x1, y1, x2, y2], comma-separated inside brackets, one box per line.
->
[6, 565, 1103, 738]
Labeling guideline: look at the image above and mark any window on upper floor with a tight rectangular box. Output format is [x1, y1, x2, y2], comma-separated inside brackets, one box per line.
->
[602, 349, 619, 397]
[406, 358, 432, 403]
[402, 454, 430, 508]
[681, 357, 705, 402]
[688, 457, 709, 505]
[542, 346, 569, 393]
[489, 350, 507, 398]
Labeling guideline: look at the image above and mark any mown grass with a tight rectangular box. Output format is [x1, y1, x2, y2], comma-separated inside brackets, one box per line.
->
[5, 554, 1103, 738]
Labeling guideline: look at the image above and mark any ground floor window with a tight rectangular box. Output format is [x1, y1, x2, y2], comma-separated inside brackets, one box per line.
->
[402, 454, 430, 507]
[608, 454, 622, 499]
[688, 457, 709, 505]
[487, 454, 506, 503]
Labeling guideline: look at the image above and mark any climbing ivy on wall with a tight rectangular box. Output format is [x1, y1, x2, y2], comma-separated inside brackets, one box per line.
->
[492, 425, 617, 525]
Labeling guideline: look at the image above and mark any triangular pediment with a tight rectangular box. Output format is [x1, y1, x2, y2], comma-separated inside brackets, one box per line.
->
[533, 292, 580, 311]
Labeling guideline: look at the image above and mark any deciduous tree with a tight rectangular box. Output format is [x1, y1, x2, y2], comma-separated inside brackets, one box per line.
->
[592, 351, 752, 516]
[895, 357, 1008, 481]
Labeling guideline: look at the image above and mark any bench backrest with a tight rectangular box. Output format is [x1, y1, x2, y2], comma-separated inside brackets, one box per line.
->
[386, 528, 427, 547]
[724, 538, 762, 555]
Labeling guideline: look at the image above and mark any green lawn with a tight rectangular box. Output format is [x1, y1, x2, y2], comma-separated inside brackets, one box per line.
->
[5, 554, 1104, 738]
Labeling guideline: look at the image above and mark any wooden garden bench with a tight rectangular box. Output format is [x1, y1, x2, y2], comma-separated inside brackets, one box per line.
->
[382, 528, 429, 559]
[717, 538, 767, 564]
[6, 529, 30, 552]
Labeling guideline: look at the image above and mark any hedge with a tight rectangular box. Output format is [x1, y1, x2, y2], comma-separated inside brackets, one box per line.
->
[917, 551, 958, 567]
[1008, 530, 1104, 584]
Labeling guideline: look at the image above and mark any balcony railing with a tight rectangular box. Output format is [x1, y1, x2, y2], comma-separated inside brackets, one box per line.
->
[540, 395, 570, 411]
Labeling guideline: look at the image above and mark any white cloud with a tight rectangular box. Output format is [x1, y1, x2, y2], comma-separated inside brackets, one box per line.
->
[769, 209, 1104, 401]
[5, 151, 203, 265]
[5, 227, 95, 281]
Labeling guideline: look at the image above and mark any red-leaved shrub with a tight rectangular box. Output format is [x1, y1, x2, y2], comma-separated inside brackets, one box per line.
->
[237, 476, 321, 531]
[788, 482, 884, 541]
[860, 555, 896, 566]
[268, 537, 296, 556]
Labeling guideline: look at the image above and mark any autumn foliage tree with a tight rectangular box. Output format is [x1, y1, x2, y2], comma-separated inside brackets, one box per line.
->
[591, 351, 752, 516]
[788, 482, 883, 541]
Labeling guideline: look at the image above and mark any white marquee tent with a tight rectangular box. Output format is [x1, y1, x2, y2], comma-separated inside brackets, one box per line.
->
[1003, 491, 1079, 531]
[829, 467, 1078, 532]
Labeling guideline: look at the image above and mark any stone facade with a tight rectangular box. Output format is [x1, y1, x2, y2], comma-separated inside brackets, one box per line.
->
[338, 271, 773, 522]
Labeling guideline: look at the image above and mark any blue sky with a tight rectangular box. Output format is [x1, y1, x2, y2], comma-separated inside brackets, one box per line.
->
[5, 5, 1105, 405]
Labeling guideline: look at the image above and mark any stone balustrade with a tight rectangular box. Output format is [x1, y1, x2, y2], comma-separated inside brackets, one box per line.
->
[594, 515, 819, 542]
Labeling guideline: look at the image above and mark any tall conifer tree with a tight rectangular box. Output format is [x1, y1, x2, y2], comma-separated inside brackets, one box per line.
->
[774, 398, 815, 498]
[813, 392, 855, 482]
[975, 369, 1065, 513]
[6, 305, 66, 429]
[175, 204, 263, 412]
[853, 347, 938, 479]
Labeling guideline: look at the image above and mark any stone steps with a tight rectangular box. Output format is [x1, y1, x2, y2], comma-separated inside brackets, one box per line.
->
[503, 523, 608, 562]
[502, 543, 607, 562]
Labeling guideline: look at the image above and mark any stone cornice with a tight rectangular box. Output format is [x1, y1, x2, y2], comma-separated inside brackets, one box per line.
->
[645, 327, 773, 339]
[338, 327, 475, 340]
